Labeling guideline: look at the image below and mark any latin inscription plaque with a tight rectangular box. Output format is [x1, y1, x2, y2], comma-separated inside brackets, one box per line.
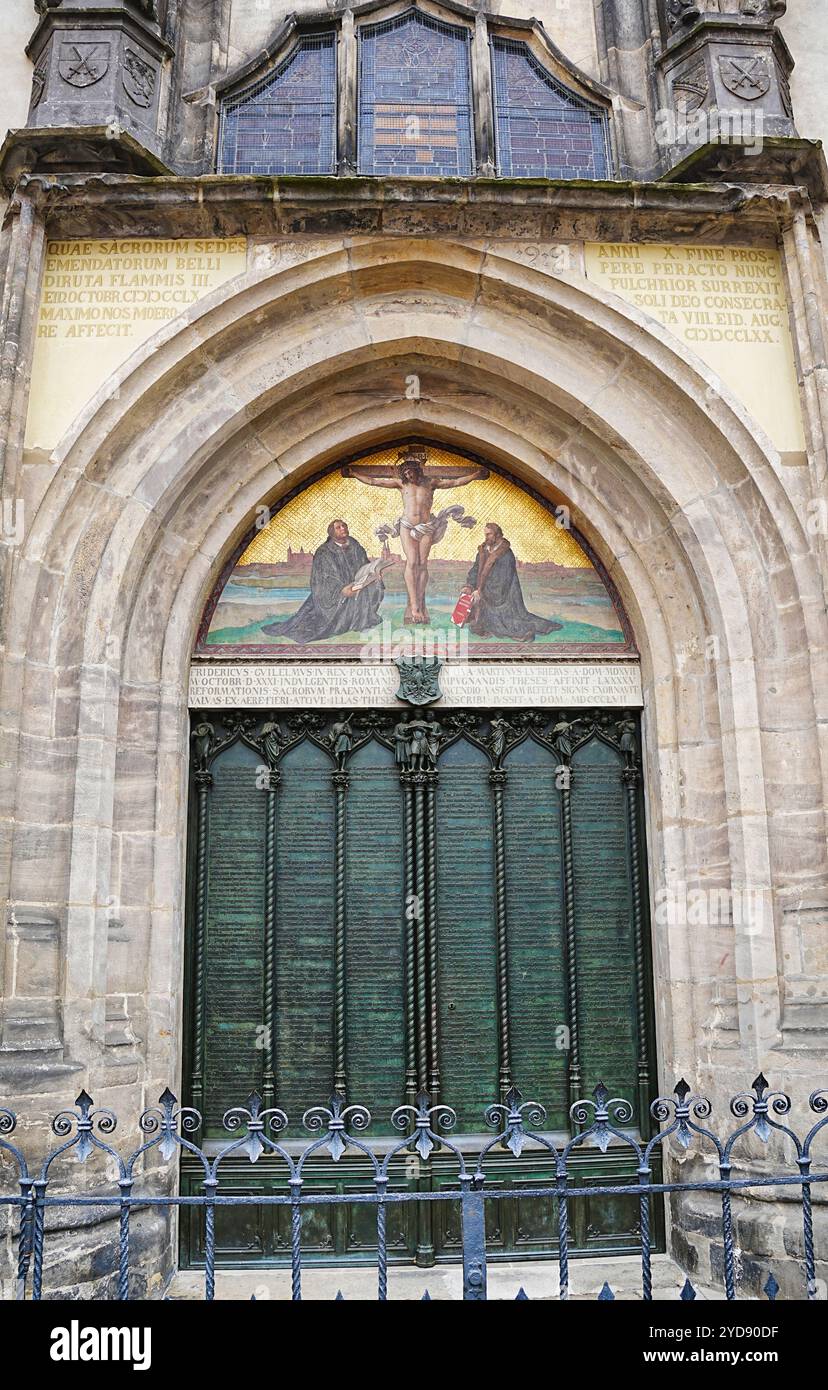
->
[203, 750, 264, 1133]
[189, 661, 644, 710]
[26, 237, 247, 450]
[571, 741, 637, 1112]
[346, 744, 405, 1127]
[503, 741, 567, 1125]
[275, 742, 335, 1126]
[436, 740, 499, 1125]
[585, 242, 805, 453]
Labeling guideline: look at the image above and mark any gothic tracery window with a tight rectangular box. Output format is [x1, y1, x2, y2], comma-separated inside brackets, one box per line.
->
[491, 37, 610, 180]
[357, 11, 474, 177]
[219, 33, 337, 175]
[215, 12, 612, 182]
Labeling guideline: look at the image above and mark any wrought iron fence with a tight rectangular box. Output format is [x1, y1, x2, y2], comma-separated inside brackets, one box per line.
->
[1, 1074, 826, 1301]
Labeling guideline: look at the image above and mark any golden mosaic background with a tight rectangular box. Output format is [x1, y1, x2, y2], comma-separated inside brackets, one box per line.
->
[240, 446, 592, 568]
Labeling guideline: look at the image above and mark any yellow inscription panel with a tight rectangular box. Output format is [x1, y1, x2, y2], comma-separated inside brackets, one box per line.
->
[584, 243, 805, 454]
[25, 237, 248, 451]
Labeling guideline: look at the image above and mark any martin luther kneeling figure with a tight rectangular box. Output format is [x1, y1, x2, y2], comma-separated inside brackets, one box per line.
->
[263, 518, 389, 643]
[462, 523, 563, 641]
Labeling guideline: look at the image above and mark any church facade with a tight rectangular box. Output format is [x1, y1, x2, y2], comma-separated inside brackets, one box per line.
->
[0, 0, 827, 1297]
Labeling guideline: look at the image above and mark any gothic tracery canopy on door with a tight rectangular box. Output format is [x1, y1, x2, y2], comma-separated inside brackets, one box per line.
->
[195, 444, 634, 659]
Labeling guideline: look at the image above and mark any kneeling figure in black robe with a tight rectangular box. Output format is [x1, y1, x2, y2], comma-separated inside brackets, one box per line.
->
[263, 520, 383, 643]
[464, 524, 563, 641]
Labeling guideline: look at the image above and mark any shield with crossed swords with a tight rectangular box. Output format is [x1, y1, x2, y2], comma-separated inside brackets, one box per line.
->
[58, 42, 110, 88]
[719, 54, 771, 101]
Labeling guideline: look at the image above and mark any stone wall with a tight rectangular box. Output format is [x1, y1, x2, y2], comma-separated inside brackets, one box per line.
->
[4, 1, 816, 182]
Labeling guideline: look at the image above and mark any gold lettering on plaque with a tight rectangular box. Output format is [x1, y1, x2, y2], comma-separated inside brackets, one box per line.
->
[26, 237, 247, 451]
[585, 243, 805, 453]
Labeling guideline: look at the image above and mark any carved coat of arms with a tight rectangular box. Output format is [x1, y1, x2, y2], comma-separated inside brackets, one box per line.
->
[718, 54, 771, 100]
[122, 48, 157, 108]
[30, 58, 47, 109]
[673, 61, 709, 114]
[394, 656, 443, 706]
[58, 42, 110, 88]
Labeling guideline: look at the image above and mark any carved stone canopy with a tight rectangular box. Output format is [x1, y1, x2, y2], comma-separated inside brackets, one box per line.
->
[659, 0, 796, 149]
[664, 0, 787, 32]
[35, 0, 159, 13]
[25, 0, 172, 167]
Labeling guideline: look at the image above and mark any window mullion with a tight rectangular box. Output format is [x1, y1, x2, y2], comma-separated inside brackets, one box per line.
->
[339, 10, 358, 175]
[471, 14, 495, 177]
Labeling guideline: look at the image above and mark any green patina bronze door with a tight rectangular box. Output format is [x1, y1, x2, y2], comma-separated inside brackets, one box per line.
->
[180, 706, 659, 1268]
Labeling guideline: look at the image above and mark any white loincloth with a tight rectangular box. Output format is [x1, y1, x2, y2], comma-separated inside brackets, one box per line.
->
[375, 505, 476, 545]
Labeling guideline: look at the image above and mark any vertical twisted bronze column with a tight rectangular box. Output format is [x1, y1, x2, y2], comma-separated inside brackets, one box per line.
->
[559, 767, 582, 1126]
[262, 768, 281, 1112]
[623, 763, 651, 1131]
[489, 768, 512, 1101]
[191, 769, 212, 1116]
[332, 770, 349, 1098]
[415, 770, 434, 1268]
[425, 769, 440, 1104]
[413, 773, 428, 1092]
[401, 769, 417, 1108]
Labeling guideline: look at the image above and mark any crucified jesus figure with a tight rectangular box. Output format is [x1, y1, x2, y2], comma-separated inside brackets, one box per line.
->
[342, 447, 489, 623]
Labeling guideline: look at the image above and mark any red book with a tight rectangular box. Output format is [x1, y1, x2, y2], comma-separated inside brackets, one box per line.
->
[451, 590, 475, 627]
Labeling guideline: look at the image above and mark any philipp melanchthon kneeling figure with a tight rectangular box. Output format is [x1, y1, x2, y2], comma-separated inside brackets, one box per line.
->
[263, 519, 386, 643]
[463, 523, 563, 641]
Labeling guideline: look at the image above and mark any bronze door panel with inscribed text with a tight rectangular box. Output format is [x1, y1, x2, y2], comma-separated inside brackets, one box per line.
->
[181, 707, 657, 1267]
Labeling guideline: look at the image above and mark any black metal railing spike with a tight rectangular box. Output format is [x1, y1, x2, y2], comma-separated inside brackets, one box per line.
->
[0, 1075, 825, 1303]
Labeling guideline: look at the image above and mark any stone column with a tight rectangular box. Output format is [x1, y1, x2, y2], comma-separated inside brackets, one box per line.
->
[784, 202, 828, 522]
[471, 13, 496, 178]
[0, 912, 61, 1053]
[339, 9, 357, 175]
[0, 178, 47, 642]
[0, 180, 82, 1105]
[594, 0, 661, 179]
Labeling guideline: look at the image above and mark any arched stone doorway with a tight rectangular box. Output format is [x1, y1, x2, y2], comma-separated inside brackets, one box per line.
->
[4, 239, 825, 1286]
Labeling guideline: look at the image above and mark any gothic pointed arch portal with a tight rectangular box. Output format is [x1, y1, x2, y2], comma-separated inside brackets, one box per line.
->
[183, 442, 657, 1269]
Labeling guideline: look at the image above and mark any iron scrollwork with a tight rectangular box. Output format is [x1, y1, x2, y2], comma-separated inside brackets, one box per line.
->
[3, 1073, 826, 1302]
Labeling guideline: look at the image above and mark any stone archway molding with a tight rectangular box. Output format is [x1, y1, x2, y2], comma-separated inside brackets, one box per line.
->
[3, 238, 826, 1114]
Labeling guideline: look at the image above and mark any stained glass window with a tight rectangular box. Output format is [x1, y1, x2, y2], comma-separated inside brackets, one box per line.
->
[491, 38, 610, 180]
[219, 34, 336, 175]
[358, 11, 474, 178]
